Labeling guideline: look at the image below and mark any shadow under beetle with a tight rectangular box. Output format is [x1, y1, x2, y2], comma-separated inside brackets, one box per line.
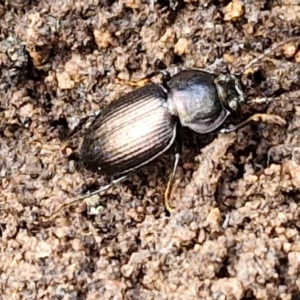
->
[50, 37, 299, 218]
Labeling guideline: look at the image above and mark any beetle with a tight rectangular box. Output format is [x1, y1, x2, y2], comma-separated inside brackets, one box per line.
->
[49, 36, 298, 218]
[77, 69, 244, 210]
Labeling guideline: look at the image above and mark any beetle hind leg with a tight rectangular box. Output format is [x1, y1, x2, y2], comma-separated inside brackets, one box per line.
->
[44, 173, 131, 221]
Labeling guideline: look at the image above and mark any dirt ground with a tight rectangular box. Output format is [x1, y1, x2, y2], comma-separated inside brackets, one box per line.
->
[1, 0, 300, 299]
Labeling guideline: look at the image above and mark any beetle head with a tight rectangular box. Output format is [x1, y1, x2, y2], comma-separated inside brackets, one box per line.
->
[214, 74, 245, 112]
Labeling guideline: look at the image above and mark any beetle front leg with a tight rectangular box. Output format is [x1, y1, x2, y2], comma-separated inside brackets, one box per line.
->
[220, 113, 287, 133]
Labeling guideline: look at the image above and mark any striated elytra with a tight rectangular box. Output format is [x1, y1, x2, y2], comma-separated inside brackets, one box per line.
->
[80, 82, 177, 176]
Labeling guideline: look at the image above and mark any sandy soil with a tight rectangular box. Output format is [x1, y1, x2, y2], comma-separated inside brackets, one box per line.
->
[1, 0, 300, 299]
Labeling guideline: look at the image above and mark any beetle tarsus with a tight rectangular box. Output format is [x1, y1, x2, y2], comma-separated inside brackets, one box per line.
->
[220, 113, 287, 133]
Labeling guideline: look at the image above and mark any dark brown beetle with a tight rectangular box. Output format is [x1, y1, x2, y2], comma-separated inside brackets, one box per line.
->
[50, 37, 298, 218]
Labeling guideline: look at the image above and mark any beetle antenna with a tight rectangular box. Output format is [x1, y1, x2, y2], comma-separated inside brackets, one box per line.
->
[241, 36, 300, 74]
[249, 89, 300, 104]
[239, 36, 300, 105]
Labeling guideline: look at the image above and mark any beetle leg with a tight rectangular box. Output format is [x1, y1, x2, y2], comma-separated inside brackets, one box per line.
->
[118, 70, 171, 88]
[164, 152, 181, 212]
[220, 113, 287, 133]
[61, 111, 101, 151]
[44, 173, 131, 221]
[164, 130, 182, 212]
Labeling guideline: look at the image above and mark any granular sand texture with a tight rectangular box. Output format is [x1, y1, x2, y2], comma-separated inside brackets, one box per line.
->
[1, 1, 300, 299]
